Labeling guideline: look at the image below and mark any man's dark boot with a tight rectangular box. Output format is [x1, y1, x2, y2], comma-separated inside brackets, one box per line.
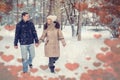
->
[29, 64, 33, 68]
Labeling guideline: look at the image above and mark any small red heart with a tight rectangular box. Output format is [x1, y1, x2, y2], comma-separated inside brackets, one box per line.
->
[66, 77, 76, 80]
[84, 66, 88, 69]
[40, 65, 48, 70]
[101, 47, 109, 52]
[30, 68, 38, 73]
[104, 38, 120, 47]
[93, 62, 102, 67]
[65, 63, 79, 71]
[55, 68, 61, 72]
[0, 36, 3, 41]
[5, 46, 10, 49]
[86, 57, 91, 61]
[0, 51, 4, 56]
[94, 34, 102, 39]
[4, 25, 15, 31]
[59, 75, 65, 80]
[48, 77, 59, 80]
[1, 54, 14, 62]
[17, 58, 22, 63]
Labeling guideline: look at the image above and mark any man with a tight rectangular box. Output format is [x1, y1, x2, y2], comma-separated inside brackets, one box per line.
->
[14, 12, 39, 73]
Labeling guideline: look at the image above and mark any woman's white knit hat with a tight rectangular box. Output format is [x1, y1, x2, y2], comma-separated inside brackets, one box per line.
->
[47, 15, 57, 21]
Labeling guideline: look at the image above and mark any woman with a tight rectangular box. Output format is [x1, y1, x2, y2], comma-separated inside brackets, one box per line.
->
[39, 15, 66, 73]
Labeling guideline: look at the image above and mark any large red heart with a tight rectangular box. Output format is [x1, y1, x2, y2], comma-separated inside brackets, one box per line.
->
[94, 34, 102, 39]
[0, 36, 3, 41]
[65, 63, 79, 71]
[104, 38, 120, 47]
[1, 54, 14, 62]
[40, 65, 48, 70]
[111, 46, 120, 54]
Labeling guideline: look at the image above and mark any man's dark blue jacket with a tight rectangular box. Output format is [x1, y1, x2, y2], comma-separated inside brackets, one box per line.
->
[14, 20, 39, 46]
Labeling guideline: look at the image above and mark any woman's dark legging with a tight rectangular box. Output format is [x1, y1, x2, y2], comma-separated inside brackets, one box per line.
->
[48, 57, 59, 72]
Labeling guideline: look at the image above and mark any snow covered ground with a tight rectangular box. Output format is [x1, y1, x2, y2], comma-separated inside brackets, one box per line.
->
[0, 25, 116, 80]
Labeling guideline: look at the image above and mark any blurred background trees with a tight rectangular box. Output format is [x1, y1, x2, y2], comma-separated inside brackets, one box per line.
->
[0, 0, 120, 39]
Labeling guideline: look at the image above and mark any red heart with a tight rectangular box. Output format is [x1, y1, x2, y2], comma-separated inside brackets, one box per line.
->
[0, 51, 4, 56]
[94, 34, 102, 39]
[1, 55, 14, 62]
[17, 58, 22, 63]
[104, 38, 120, 47]
[65, 63, 79, 71]
[111, 46, 120, 54]
[96, 53, 106, 62]
[101, 47, 109, 52]
[48, 77, 59, 80]
[66, 77, 76, 80]
[86, 57, 91, 61]
[0, 36, 3, 41]
[4, 25, 15, 31]
[59, 75, 65, 80]
[30, 68, 38, 73]
[5, 46, 10, 49]
[93, 62, 102, 67]
[40, 65, 48, 70]
[55, 68, 61, 72]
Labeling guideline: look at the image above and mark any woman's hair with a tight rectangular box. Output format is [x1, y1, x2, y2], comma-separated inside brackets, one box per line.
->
[44, 21, 60, 30]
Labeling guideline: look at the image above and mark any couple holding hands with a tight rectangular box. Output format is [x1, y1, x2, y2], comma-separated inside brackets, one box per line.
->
[14, 12, 66, 73]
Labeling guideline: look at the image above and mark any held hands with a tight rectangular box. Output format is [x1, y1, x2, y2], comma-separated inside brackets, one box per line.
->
[63, 42, 66, 47]
[35, 43, 39, 47]
[14, 46, 18, 49]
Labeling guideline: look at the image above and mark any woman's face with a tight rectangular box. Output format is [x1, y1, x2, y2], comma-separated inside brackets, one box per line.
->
[47, 19, 52, 24]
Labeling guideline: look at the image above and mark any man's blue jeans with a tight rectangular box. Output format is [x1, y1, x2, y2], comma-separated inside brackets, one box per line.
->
[20, 44, 35, 72]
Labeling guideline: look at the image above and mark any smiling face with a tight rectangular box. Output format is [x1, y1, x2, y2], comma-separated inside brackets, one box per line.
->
[22, 14, 30, 22]
[47, 18, 52, 24]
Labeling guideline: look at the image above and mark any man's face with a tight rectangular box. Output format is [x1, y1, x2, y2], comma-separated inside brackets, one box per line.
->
[23, 14, 30, 21]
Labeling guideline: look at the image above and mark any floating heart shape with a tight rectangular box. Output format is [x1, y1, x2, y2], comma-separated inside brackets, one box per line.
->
[86, 57, 91, 61]
[17, 58, 22, 63]
[65, 63, 79, 71]
[96, 53, 106, 62]
[0, 51, 4, 56]
[55, 68, 61, 72]
[4, 25, 15, 31]
[101, 47, 109, 52]
[40, 65, 48, 70]
[93, 62, 102, 67]
[104, 38, 120, 47]
[94, 34, 102, 39]
[48, 77, 59, 80]
[0, 36, 3, 41]
[1, 54, 14, 62]
[59, 75, 65, 80]
[30, 68, 38, 73]
[5, 46, 10, 49]
[66, 77, 76, 80]
[111, 46, 120, 54]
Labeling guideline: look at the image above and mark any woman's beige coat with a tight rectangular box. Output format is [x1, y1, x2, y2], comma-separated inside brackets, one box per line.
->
[40, 23, 66, 57]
